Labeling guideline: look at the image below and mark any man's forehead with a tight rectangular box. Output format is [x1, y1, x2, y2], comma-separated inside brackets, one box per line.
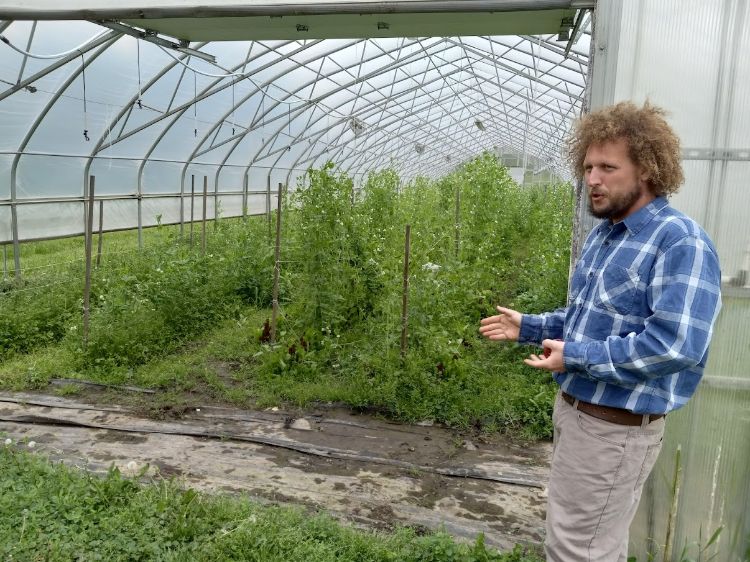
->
[584, 138, 630, 159]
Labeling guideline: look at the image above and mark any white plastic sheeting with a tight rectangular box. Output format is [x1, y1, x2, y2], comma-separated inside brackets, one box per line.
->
[0, 18, 589, 243]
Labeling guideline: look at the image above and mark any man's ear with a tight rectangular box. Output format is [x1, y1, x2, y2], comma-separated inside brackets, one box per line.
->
[638, 168, 651, 190]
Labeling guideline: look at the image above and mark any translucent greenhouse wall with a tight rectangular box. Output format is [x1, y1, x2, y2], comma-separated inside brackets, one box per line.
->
[593, 0, 750, 559]
[0, 20, 587, 257]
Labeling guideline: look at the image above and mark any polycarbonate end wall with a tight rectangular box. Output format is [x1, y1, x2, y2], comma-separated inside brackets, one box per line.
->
[612, 1, 750, 559]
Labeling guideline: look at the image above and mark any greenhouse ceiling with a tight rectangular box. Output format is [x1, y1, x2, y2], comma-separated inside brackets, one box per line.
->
[0, 1, 590, 208]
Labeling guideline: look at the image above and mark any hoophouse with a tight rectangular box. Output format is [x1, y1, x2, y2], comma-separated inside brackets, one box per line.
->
[0, 1, 748, 559]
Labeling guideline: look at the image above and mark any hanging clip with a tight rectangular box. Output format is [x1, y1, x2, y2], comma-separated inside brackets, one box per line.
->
[83, 130, 90, 141]
[137, 98, 143, 109]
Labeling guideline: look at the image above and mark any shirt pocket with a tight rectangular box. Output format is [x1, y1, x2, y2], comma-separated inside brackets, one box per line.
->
[593, 263, 639, 315]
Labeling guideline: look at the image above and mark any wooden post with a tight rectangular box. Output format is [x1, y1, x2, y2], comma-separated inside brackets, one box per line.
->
[95, 200, 104, 267]
[137, 192, 143, 251]
[10, 204, 20, 282]
[454, 185, 461, 257]
[270, 182, 284, 344]
[242, 174, 248, 220]
[189, 174, 195, 247]
[401, 224, 411, 358]
[201, 175, 208, 255]
[663, 445, 683, 562]
[213, 176, 219, 230]
[266, 174, 272, 240]
[83, 175, 96, 348]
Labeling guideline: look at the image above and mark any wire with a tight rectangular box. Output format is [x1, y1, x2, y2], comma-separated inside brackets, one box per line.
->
[0, 30, 110, 60]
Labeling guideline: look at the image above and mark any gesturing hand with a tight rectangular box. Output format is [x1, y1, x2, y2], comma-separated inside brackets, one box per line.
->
[524, 338, 565, 372]
[479, 306, 522, 342]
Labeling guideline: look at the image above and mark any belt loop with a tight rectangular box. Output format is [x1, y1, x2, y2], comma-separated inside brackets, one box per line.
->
[640, 415, 649, 429]
[573, 398, 580, 410]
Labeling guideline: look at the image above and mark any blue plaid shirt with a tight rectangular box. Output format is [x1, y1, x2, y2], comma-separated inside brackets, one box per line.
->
[518, 197, 722, 414]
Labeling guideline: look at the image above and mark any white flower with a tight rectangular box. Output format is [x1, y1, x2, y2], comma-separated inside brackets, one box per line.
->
[4, 438, 11, 445]
[421, 262, 441, 272]
[27, 441, 36, 448]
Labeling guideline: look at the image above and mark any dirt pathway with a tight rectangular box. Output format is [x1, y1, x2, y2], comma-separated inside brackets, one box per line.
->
[0, 392, 550, 552]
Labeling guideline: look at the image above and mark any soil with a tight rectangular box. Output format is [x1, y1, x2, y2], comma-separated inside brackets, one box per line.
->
[0, 389, 551, 552]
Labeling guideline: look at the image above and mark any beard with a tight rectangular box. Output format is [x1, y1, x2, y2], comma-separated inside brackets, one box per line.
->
[587, 186, 641, 220]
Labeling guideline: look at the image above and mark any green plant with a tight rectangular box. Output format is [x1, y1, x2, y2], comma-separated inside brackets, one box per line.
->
[0, 447, 544, 561]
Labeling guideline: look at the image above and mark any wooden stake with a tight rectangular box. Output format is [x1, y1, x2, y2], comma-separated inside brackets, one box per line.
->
[270, 182, 284, 343]
[96, 200, 104, 268]
[201, 175, 208, 255]
[242, 174, 249, 220]
[401, 224, 411, 358]
[83, 175, 95, 348]
[266, 174, 272, 240]
[189, 174, 195, 246]
[454, 185, 461, 257]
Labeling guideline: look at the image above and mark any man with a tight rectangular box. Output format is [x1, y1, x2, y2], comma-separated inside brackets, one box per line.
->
[479, 101, 722, 562]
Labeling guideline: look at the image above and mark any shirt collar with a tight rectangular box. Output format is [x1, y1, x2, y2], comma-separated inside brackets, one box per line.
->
[599, 196, 669, 236]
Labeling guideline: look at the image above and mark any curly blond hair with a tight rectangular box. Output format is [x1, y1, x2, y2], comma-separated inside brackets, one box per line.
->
[567, 101, 684, 197]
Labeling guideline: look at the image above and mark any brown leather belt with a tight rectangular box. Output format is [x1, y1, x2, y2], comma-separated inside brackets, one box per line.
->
[561, 392, 665, 426]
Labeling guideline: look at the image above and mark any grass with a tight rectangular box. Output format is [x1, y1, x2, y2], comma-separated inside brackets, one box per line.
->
[0, 447, 544, 562]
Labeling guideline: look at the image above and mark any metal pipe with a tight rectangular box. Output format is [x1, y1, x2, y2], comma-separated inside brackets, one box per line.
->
[1, 1, 594, 20]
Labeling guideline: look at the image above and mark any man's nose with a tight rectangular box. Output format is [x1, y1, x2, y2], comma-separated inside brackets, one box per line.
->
[587, 168, 602, 187]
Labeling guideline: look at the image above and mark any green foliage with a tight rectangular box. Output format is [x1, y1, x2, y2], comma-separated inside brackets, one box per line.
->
[1, 218, 273, 371]
[0, 276, 79, 359]
[255, 155, 571, 439]
[75, 219, 273, 369]
[2, 155, 572, 440]
[0, 448, 543, 561]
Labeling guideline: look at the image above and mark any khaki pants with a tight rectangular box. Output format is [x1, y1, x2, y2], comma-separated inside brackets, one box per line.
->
[545, 392, 665, 562]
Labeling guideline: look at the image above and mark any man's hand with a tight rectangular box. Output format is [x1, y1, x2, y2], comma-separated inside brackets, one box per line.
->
[524, 338, 565, 372]
[479, 306, 522, 341]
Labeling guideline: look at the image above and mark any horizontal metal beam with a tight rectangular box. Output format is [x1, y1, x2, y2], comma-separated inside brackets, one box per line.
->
[1, 1, 595, 20]
[96, 20, 216, 62]
[0, 149, 291, 169]
[682, 147, 750, 161]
